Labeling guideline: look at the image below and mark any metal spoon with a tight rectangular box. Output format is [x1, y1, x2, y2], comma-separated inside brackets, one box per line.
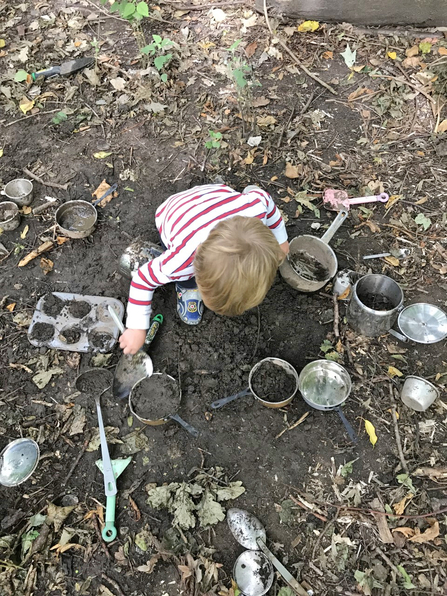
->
[233, 550, 274, 596]
[108, 305, 159, 399]
[75, 370, 116, 497]
[227, 508, 309, 596]
[0, 438, 40, 487]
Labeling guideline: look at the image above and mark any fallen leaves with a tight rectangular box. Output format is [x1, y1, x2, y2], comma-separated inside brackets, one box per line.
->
[40, 257, 54, 275]
[256, 115, 276, 127]
[93, 151, 112, 159]
[284, 162, 301, 179]
[341, 44, 357, 68]
[298, 20, 319, 32]
[245, 41, 257, 58]
[19, 96, 35, 114]
[393, 519, 440, 543]
[91, 179, 118, 207]
[388, 366, 403, 378]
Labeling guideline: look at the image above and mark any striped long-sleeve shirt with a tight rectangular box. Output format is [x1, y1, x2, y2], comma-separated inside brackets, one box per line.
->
[126, 184, 288, 329]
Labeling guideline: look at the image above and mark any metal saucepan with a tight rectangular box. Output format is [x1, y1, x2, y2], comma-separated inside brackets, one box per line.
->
[280, 209, 348, 292]
[0, 438, 40, 487]
[298, 360, 357, 443]
[56, 200, 97, 239]
[227, 508, 309, 596]
[210, 357, 299, 410]
[129, 373, 199, 437]
[389, 303, 447, 344]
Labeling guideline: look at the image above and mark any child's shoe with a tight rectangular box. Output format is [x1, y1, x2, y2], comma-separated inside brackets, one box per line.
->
[176, 283, 204, 325]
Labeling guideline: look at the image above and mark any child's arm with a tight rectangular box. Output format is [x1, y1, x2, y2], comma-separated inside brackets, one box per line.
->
[263, 192, 288, 245]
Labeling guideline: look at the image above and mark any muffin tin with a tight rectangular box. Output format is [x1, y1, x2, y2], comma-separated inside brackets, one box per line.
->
[28, 292, 125, 352]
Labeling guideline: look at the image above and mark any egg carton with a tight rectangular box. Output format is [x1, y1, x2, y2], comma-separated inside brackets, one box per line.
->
[28, 292, 124, 352]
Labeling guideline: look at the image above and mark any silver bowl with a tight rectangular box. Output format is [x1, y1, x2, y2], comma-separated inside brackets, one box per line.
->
[298, 359, 352, 411]
[0, 438, 40, 487]
[233, 550, 274, 596]
[0, 201, 21, 231]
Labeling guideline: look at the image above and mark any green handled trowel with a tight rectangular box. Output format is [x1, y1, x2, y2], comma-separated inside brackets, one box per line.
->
[96, 457, 132, 542]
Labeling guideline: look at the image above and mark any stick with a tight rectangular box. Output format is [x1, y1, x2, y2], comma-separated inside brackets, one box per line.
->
[262, 0, 337, 95]
[3, 109, 61, 128]
[289, 494, 327, 522]
[332, 294, 340, 340]
[23, 168, 69, 191]
[92, 516, 111, 559]
[389, 383, 409, 474]
[62, 436, 89, 486]
[165, 0, 247, 8]
[370, 74, 436, 105]
[275, 411, 309, 439]
[101, 574, 125, 596]
[18, 241, 53, 267]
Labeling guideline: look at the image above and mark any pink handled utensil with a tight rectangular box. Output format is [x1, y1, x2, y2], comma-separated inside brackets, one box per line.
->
[323, 189, 389, 211]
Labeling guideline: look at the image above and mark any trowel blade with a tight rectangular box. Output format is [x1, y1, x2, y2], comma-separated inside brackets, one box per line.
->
[60, 57, 94, 76]
[112, 352, 153, 400]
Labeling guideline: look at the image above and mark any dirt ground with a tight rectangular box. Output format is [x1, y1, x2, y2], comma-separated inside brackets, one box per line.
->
[1, 2, 447, 596]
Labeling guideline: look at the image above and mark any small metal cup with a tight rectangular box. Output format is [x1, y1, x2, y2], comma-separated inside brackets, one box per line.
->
[56, 200, 97, 239]
[0, 201, 21, 231]
[401, 376, 439, 412]
[2, 179, 34, 206]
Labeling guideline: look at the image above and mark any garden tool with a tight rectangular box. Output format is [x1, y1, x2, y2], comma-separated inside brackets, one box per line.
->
[31, 57, 94, 80]
[96, 457, 132, 542]
[323, 189, 389, 211]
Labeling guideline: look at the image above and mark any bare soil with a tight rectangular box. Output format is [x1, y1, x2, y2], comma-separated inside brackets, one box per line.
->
[42, 293, 67, 317]
[131, 374, 179, 420]
[250, 360, 296, 402]
[29, 321, 55, 341]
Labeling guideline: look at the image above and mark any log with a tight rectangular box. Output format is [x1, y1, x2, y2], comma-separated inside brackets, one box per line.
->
[256, 0, 447, 26]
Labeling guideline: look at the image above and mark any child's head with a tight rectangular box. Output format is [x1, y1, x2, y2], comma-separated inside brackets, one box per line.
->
[195, 216, 285, 316]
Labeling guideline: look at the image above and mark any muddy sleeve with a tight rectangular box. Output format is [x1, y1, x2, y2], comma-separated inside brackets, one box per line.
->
[264, 192, 288, 244]
[126, 255, 173, 329]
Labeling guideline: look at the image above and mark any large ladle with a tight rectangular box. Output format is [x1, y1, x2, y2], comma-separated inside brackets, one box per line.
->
[108, 305, 161, 399]
[227, 508, 309, 596]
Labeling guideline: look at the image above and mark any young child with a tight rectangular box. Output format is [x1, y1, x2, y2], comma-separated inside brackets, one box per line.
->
[120, 184, 289, 354]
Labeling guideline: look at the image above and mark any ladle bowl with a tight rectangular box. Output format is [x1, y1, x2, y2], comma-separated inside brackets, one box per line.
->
[0, 438, 40, 487]
[233, 551, 274, 596]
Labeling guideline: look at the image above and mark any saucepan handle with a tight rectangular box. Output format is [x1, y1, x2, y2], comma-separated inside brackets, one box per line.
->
[210, 387, 252, 410]
[169, 413, 199, 438]
[321, 209, 348, 245]
[335, 407, 357, 443]
[389, 328, 408, 342]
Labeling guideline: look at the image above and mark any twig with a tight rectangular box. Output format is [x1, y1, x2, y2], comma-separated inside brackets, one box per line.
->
[23, 168, 69, 191]
[332, 294, 340, 340]
[3, 109, 61, 127]
[311, 510, 339, 559]
[101, 574, 125, 596]
[275, 411, 309, 439]
[276, 103, 296, 148]
[370, 74, 436, 105]
[62, 436, 90, 486]
[262, 0, 337, 95]
[165, 0, 247, 8]
[350, 26, 444, 39]
[92, 516, 111, 559]
[289, 493, 327, 522]
[375, 547, 401, 576]
[389, 383, 409, 474]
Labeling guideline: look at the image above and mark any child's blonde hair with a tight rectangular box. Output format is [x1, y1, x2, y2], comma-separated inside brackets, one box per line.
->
[194, 216, 285, 316]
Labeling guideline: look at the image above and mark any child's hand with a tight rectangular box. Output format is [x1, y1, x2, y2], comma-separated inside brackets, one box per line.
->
[119, 328, 146, 355]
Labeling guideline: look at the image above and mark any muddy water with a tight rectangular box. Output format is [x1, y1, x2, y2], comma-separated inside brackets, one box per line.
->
[289, 250, 329, 282]
[58, 205, 96, 231]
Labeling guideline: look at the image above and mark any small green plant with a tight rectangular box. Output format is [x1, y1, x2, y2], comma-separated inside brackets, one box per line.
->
[101, 0, 150, 21]
[205, 130, 222, 150]
[141, 35, 173, 82]
[52, 111, 68, 125]
[227, 39, 258, 90]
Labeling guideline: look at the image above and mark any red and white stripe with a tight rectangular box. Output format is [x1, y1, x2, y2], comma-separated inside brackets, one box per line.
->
[126, 184, 287, 329]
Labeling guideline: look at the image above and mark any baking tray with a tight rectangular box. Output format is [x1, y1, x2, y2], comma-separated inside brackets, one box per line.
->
[28, 292, 125, 352]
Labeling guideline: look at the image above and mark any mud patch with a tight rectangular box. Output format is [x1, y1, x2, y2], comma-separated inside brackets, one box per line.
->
[42, 293, 67, 317]
[131, 374, 179, 420]
[76, 369, 113, 394]
[251, 360, 296, 402]
[89, 331, 113, 349]
[357, 291, 394, 311]
[68, 300, 91, 319]
[30, 322, 55, 342]
[289, 250, 329, 282]
[59, 326, 82, 344]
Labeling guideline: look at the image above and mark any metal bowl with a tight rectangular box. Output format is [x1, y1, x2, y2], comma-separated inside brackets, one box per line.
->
[0, 438, 40, 487]
[249, 357, 299, 409]
[0, 201, 21, 231]
[233, 550, 274, 596]
[398, 303, 447, 344]
[401, 376, 440, 412]
[55, 200, 97, 239]
[298, 359, 352, 411]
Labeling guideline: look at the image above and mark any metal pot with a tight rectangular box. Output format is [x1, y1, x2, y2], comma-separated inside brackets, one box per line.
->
[0, 201, 21, 231]
[2, 179, 33, 206]
[280, 209, 348, 292]
[347, 274, 403, 337]
[55, 200, 97, 239]
[401, 376, 439, 412]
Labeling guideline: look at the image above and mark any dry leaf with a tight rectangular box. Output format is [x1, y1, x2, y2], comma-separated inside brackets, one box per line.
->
[409, 519, 439, 543]
[40, 257, 54, 275]
[364, 419, 377, 446]
[438, 47, 447, 56]
[284, 162, 301, 179]
[20, 225, 29, 239]
[385, 194, 402, 210]
[364, 220, 381, 233]
[298, 20, 319, 32]
[384, 256, 400, 267]
[178, 564, 192, 580]
[393, 493, 413, 515]
[437, 119, 447, 133]
[19, 96, 35, 114]
[22, 206, 32, 214]
[93, 151, 112, 159]
[252, 96, 270, 107]
[402, 56, 421, 69]
[406, 45, 419, 57]
[91, 179, 117, 207]
[388, 366, 403, 378]
[348, 87, 372, 102]
[322, 50, 333, 59]
[257, 115, 276, 126]
[110, 77, 126, 91]
[56, 236, 68, 245]
[393, 527, 415, 538]
[6, 303, 16, 312]
[245, 151, 254, 165]
[245, 41, 257, 58]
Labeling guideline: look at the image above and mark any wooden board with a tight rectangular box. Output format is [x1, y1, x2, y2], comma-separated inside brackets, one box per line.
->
[256, 0, 447, 26]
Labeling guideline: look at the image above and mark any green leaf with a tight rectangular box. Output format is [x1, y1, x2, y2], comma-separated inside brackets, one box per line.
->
[21, 529, 39, 558]
[152, 34, 162, 44]
[340, 459, 356, 478]
[228, 39, 242, 52]
[216, 481, 245, 501]
[320, 339, 333, 353]
[396, 473, 416, 494]
[419, 41, 432, 54]
[122, 2, 136, 18]
[232, 67, 247, 88]
[397, 565, 416, 589]
[325, 351, 340, 362]
[154, 54, 171, 71]
[14, 70, 28, 82]
[136, 1, 149, 16]
[414, 213, 431, 230]
[277, 588, 294, 596]
[205, 141, 213, 149]
[109, 2, 120, 12]
[52, 110, 68, 125]
[141, 44, 155, 55]
[160, 73, 167, 82]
